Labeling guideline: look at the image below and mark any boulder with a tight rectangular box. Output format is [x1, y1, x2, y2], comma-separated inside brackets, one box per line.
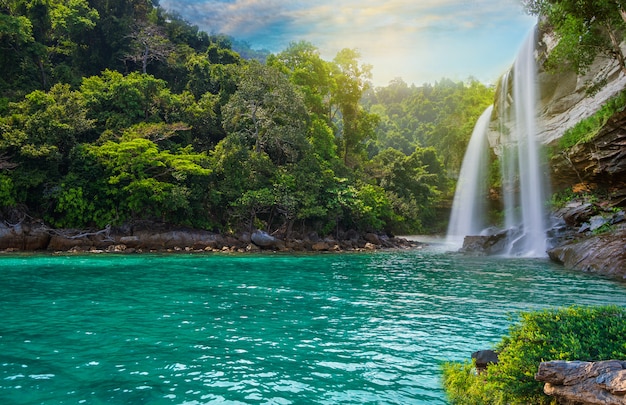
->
[251, 230, 276, 247]
[589, 215, 611, 232]
[119, 235, 140, 247]
[536, 360, 626, 405]
[471, 350, 499, 374]
[344, 229, 360, 241]
[0, 222, 50, 251]
[311, 241, 329, 251]
[459, 230, 510, 255]
[364, 233, 381, 245]
[547, 225, 626, 278]
[132, 226, 220, 250]
[561, 203, 596, 227]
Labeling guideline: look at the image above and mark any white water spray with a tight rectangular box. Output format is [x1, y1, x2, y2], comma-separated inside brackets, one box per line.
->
[447, 28, 549, 257]
[506, 29, 549, 256]
[446, 105, 493, 248]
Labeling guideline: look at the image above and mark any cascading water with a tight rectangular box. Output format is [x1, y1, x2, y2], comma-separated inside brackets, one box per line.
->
[447, 28, 549, 257]
[446, 105, 493, 247]
[508, 28, 549, 256]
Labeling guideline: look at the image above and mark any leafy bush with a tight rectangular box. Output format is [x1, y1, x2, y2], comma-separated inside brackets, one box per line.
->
[442, 305, 626, 405]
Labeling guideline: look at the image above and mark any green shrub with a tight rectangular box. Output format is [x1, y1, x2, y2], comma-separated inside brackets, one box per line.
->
[559, 90, 626, 149]
[442, 305, 626, 405]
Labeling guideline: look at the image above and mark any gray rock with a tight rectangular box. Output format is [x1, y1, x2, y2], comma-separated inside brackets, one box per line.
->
[251, 230, 278, 248]
[547, 226, 626, 278]
[460, 230, 510, 255]
[589, 215, 610, 231]
[364, 233, 381, 245]
[472, 350, 499, 374]
[611, 211, 625, 225]
[562, 204, 596, 227]
[536, 360, 626, 405]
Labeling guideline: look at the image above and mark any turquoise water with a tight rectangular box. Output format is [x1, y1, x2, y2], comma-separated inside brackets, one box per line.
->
[1, 249, 625, 404]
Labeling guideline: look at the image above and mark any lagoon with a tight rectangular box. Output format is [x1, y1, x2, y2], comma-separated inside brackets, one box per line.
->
[1, 248, 625, 404]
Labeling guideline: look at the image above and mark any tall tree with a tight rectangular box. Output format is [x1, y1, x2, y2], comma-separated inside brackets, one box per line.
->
[124, 21, 173, 74]
[222, 63, 309, 165]
[331, 48, 377, 167]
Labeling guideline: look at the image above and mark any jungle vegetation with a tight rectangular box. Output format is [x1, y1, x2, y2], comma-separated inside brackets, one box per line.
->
[0, 0, 494, 235]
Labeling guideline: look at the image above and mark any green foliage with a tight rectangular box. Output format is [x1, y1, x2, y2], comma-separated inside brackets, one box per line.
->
[80, 70, 171, 131]
[548, 187, 578, 209]
[0, 1, 482, 235]
[442, 305, 626, 405]
[0, 174, 16, 208]
[524, 0, 626, 77]
[43, 137, 212, 228]
[442, 361, 505, 405]
[363, 78, 495, 173]
[222, 62, 310, 164]
[49, 184, 92, 228]
[559, 90, 626, 149]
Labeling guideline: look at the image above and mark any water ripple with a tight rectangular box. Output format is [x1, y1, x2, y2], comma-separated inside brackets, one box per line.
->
[0, 250, 624, 404]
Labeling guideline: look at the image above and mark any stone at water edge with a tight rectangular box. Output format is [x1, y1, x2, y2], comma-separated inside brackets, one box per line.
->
[459, 230, 510, 255]
[547, 225, 626, 278]
[536, 360, 626, 405]
[250, 229, 282, 249]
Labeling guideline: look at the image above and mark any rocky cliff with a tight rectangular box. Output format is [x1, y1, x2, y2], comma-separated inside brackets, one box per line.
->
[490, 26, 626, 151]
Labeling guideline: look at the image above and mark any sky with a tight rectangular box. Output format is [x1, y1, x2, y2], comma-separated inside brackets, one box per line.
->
[159, 0, 537, 87]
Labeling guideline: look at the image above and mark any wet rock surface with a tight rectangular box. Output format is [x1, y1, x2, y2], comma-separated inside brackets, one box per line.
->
[460, 231, 510, 256]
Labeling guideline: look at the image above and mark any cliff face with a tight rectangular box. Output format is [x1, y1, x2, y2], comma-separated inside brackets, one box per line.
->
[490, 27, 626, 152]
[550, 108, 626, 202]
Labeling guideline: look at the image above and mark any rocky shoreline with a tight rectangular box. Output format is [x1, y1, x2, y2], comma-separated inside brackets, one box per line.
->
[0, 220, 422, 254]
[456, 194, 626, 279]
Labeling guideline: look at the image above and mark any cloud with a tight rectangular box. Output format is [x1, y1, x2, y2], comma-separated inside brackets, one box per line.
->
[160, 0, 536, 85]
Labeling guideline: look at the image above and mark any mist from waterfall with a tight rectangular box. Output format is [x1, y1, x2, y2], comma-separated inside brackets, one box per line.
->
[446, 105, 493, 247]
[447, 28, 549, 257]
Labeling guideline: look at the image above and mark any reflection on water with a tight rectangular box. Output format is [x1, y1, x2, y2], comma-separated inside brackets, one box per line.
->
[0, 250, 624, 404]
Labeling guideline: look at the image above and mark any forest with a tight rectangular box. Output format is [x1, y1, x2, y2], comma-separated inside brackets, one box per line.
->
[0, 0, 494, 236]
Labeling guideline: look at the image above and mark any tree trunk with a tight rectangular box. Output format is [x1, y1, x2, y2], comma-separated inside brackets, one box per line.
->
[36, 57, 48, 90]
[606, 22, 626, 75]
[142, 45, 149, 74]
[250, 103, 262, 154]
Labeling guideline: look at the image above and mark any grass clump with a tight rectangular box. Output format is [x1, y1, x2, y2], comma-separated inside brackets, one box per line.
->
[559, 90, 626, 150]
[442, 305, 626, 405]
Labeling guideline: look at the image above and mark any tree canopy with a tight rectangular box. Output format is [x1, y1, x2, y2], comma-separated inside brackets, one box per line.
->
[0, 1, 495, 236]
[524, 0, 626, 77]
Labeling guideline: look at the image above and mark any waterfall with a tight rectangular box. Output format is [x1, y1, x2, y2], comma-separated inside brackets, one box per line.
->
[447, 28, 549, 257]
[446, 105, 493, 248]
[505, 28, 549, 257]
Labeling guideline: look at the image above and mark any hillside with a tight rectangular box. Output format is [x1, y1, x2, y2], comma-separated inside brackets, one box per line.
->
[0, 0, 494, 245]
